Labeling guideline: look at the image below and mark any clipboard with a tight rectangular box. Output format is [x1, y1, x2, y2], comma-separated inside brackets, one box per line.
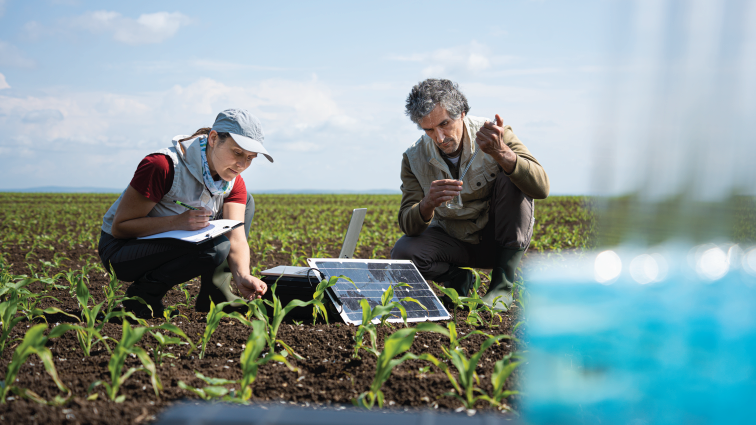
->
[137, 219, 244, 244]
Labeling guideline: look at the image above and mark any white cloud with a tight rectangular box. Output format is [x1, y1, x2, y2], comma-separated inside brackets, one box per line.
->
[0, 77, 425, 191]
[0, 41, 36, 68]
[0, 75, 597, 194]
[62, 10, 192, 45]
[22, 109, 64, 124]
[389, 41, 515, 77]
[0, 73, 9, 89]
[0, 77, 357, 154]
[279, 141, 322, 152]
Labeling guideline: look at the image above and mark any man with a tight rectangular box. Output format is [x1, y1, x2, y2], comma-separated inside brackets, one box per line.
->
[390, 79, 549, 310]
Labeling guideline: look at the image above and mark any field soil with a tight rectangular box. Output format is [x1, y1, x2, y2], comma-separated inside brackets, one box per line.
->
[1, 239, 524, 424]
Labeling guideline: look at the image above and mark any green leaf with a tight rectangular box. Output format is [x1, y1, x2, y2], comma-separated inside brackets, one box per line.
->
[75, 276, 90, 308]
[178, 381, 207, 399]
[203, 386, 230, 398]
[48, 323, 79, 339]
[492, 361, 521, 396]
[433, 283, 459, 303]
[152, 322, 196, 354]
[196, 372, 237, 386]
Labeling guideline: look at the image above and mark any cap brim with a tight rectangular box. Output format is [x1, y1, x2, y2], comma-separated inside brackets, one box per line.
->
[228, 133, 274, 163]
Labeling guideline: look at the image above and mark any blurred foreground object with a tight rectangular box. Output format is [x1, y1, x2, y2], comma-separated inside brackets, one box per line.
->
[156, 403, 522, 425]
[524, 247, 756, 424]
[524, 0, 756, 423]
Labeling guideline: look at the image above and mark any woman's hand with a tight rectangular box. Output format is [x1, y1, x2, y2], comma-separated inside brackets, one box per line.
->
[235, 274, 267, 300]
[175, 207, 212, 231]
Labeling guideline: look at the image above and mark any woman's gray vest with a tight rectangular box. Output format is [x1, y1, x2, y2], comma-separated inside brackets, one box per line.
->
[101, 136, 236, 235]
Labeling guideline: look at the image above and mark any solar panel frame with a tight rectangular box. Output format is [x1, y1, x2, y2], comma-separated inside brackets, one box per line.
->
[307, 258, 451, 325]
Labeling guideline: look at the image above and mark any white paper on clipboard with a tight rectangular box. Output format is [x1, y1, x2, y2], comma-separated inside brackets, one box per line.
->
[137, 219, 243, 244]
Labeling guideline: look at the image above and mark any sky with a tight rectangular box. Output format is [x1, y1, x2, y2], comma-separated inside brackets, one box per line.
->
[0, 0, 611, 194]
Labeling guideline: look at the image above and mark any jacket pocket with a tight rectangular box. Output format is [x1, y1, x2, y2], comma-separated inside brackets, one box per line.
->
[469, 168, 493, 193]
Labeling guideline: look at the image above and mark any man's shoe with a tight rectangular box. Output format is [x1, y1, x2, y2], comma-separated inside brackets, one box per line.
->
[195, 260, 245, 313]
[481, 247, 526, 311]
[480, 267, 514, 311]
[122, 274, 171, 319]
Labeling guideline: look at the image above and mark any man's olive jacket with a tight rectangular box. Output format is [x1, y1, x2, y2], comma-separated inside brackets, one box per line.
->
[398, 115, 550, 244]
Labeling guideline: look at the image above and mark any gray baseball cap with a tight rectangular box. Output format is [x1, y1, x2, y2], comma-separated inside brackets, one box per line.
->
[211, 109, 273, 163]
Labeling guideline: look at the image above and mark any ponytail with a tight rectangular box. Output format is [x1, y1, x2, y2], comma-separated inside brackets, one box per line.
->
[178, 128, 231, 143]
[178, 127, 211, 143]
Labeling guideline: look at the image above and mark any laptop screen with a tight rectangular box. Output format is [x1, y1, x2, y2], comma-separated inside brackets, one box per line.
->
[338, 208, 367, 259]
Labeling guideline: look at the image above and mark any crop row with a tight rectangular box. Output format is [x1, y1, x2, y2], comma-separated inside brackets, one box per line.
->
[0, 193, 590, 420]
[0, 193, 596, 260]
[1, 263, 520, 411]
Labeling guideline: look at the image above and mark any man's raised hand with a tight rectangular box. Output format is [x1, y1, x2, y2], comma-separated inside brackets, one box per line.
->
[419, 179, 463, 221]
[475, 114, 517, 174]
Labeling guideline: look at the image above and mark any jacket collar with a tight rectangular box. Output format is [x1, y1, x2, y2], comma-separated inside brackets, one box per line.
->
[171, 136, 206, 186]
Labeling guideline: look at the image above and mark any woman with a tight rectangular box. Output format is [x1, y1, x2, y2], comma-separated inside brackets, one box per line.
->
[98, 109, 270, 318]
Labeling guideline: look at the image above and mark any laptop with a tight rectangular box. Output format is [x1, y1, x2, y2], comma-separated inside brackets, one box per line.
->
[260, 208, 367, 278]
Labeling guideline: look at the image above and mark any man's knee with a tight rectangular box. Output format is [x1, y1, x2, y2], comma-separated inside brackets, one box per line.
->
[491, 172, 534, 249]
[494, 172, 521, 199]
[390, 234, 440, 277]
[390, 236, 412, 260]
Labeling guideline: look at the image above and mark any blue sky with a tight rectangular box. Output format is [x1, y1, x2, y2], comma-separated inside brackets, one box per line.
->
[0, 0, 610, 194]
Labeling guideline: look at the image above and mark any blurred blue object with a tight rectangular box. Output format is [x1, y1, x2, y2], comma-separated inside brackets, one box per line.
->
[523, 246, 756, 424]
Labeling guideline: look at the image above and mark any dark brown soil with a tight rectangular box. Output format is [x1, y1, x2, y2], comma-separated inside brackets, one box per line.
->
[1, 242, 523, 424]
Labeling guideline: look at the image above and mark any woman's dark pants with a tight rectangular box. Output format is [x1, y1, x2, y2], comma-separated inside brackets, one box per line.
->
[98, 194, 255, 314]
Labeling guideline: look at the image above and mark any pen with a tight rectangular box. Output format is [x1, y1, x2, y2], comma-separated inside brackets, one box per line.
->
[174, 200, 199, 210]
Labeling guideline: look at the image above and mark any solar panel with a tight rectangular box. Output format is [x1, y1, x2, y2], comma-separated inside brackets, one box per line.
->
[306, 258, 451, 325]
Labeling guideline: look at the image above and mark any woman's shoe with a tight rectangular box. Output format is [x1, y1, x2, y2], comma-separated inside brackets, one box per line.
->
[122, 274, 170, 319]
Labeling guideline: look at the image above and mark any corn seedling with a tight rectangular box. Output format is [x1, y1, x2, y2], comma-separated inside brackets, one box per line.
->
[0, 278, 67, 355]
[0, 323, 76, 405]
[352, 284, 427, 358]
[177, 282, 195, 307]
[198, 300, 254, 359]
[459, 268, 502, 328]
[72, 274, 145, 356]
[0, 294, 27, 357]
[246, 280, 324, 358]
[378, 283, 425, 327]
[433, 283, 486, 325]
[239, 320, 297, 401]
[310, 274, 356, 325]
[478, 357, 522, 411]
[149, 323, 196, 366]
[440, 334, 513, 409]
[354, 324, 445, 409]
[178, 372, 239, 401]
[16, 290, 65, 323]
[101, 265, 128, 316]
[88, 321, 162, 402]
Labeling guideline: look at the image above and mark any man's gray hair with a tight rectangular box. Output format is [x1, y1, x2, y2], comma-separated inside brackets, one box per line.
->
[405, 79, 470, 126]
